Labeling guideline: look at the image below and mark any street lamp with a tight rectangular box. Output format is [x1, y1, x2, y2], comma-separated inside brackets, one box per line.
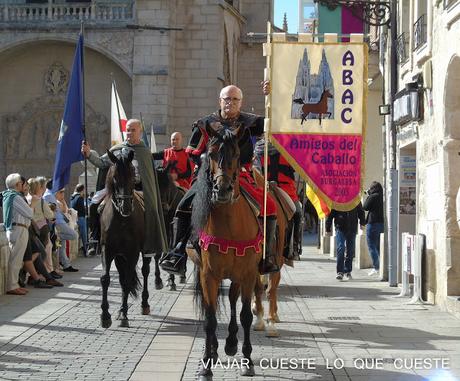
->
[314, 0, 399, 286]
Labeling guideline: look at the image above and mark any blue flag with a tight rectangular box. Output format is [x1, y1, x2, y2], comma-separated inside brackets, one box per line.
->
[52, 33, 85, 192]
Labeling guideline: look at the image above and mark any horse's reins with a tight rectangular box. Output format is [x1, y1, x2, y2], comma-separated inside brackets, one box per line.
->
[111, 192, 134, 217]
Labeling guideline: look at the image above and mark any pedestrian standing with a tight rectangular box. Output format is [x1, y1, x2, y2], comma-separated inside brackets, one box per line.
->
[363, 181, 384, 276]
[326, 202, 366, 281]
[70, 183, 88, 256]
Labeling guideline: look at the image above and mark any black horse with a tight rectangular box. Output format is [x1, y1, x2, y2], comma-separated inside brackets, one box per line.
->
[100, 150, 144, 328]
[150, 166, 186, 292]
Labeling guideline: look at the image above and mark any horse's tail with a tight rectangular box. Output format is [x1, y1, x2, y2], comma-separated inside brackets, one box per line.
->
[193, 264, 224, 319]
[115, 256, 141, 299]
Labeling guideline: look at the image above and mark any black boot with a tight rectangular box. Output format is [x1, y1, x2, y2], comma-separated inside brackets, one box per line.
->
[260, 217, 280, 274]
[283, 219, 294, 260]
[293, 208, 303, 258]
[160, 214, 191, 275]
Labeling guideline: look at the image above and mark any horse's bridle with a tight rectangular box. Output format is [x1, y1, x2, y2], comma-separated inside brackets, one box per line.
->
[111, 192, 134, 217]
[210, 170, 240, 204]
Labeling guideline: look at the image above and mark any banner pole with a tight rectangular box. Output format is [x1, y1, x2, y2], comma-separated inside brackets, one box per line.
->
[263, 21, 272, 263]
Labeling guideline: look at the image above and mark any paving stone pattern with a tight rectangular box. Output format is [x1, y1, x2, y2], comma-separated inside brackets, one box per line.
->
[1, 234, 460, 381]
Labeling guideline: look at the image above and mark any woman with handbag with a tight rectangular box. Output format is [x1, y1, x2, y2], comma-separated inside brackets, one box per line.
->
[27, 177, 58, 276]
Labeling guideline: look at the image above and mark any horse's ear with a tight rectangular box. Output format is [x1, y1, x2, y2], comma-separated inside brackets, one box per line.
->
[127, 149, 134, 163]
[205, 120, 219, 139]
[233, 125, 245, 141]
[107, 150, 118, 164]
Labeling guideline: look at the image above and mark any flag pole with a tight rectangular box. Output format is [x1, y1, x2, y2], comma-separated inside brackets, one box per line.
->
[80, 21, 89, 256]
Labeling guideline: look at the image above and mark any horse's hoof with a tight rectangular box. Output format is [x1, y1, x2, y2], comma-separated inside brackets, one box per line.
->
[179, 275, 186, 284]
[155, 280, 164, 290]
[119, 319, 129, 328]
[241, 364, 255, 377]
[272, 313, 280, 323]
[169, 284, 177, 291]
[253, 317, 265, 331]
[224, 343, 238, 356]
[141, 306, 150, 315]
[265, 321, 279, 337]
[101, 318, 112, 328]
[198, 368, 213, 381]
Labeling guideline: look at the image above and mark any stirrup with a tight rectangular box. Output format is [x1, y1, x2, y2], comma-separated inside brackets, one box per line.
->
[160, 255, 186, 275]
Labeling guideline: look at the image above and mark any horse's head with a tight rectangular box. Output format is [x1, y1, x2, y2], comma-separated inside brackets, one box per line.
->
[205, 121, 243, 204]
[323, 89, 334, 99]
[106, 149, 135, 217]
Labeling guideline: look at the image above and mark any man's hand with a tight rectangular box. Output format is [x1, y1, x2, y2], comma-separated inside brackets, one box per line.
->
[81, 140, 91, 158]
[170, 173, 178, 181]
[261, 80, 270, 96]
[360, 225, 366, 231]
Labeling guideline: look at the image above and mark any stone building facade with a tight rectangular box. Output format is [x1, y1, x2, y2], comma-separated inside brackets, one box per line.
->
[0, 0, 271, 190]
[383, 0, 460, 316]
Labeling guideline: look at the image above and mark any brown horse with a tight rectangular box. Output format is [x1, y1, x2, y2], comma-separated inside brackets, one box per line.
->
[192, 124, 262, 380]
[293, 88, 333, 125]
[251, 169, 289, 337]
[99, 150, 144, 328]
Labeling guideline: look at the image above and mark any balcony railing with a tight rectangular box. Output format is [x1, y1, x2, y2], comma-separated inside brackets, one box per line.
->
[396, 32, 408, 64]
[0, 1, 133, 24]
[413, 14, 427, 51]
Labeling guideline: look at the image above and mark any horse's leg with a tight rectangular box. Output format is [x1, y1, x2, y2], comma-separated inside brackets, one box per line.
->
[180, 261, 187, 284]
[100, 249, 113, 328]
[141, 255, 151, 315]
[225, 282, 240, 356]
[153, 253, 163, 290]
[252, 275, 265, 331]
[198, 274, 219, 381]
[240, 285, 256, 377]
[116, 256, 130, 328]
[167, 274, 177, 291]
[266, 271, 282, 337]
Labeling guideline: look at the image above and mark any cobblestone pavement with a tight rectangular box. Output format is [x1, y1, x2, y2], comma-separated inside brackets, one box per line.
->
[1, 234, 460, 381]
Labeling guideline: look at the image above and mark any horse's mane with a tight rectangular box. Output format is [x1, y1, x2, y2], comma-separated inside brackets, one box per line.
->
[191, 127, 239, 235]
[191, 153, 212, 236]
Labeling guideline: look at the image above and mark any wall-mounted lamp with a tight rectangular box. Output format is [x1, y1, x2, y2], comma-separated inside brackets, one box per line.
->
[379, 104, 391, 116]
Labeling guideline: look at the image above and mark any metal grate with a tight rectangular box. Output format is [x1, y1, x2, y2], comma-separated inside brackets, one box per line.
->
[413, 14, 427, 51]
[303, 295, 329, 299]
[327, 316, 361, 320]
[396, 32, 408, 64]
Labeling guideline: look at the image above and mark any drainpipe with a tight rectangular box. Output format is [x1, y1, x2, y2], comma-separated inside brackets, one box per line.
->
[388, 0, 399, 287]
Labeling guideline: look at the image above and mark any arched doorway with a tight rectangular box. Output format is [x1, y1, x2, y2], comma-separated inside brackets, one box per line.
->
[0, 40, 131, 188]
[444, 55, 460, 296]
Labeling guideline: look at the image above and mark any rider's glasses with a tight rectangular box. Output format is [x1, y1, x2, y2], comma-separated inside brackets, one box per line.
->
[221, 97, 241, 103]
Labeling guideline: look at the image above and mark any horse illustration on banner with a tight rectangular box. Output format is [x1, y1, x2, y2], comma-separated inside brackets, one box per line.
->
[293, 89, 334, 125]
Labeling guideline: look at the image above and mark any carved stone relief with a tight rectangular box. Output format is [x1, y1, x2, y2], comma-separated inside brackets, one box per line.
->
[2, 95, 109, 175]
[44, 62, 69, 95]
[93, 32, 134, 65]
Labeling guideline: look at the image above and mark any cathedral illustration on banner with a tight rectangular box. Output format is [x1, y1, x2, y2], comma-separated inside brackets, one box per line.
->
[291, 48, 335, 124]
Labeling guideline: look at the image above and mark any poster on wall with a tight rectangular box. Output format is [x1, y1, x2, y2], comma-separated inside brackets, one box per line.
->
[267, 34, 368, 211]
[399, 155, 416, 215]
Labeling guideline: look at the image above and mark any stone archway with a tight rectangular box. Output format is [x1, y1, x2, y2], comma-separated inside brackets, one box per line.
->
[0, 40, 132, 187]
[444, 55, 460, 296]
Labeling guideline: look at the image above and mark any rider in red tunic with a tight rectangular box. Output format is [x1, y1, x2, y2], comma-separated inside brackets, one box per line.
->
[160, 85, 280, 275]
[153, 132, 193, 189]
[254, 138, 304, 259]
